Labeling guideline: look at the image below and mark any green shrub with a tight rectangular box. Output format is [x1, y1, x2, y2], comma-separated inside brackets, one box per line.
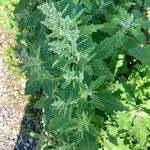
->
[15, 0, 150, 149]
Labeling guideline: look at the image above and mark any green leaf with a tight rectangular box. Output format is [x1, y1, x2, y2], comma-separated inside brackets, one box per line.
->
[78, 132, 98, 150]
[104, 137, 130, 150]
[94, 31, 125, 59]
[131, 28, 146, 44]
[116, 112, 133, 131]
[95, 0, 100, 6]
[132, 118, 150, 147]
[80, 24, 103, 37]
[81, 0, 92, 10]
[42, 79, 55, 98]
[122, 83, 135, 98]
[78, 37, 95, 51]
[89, 114, 104, 127]
[142, 100, 150, 110]
[64, 83, 78, 103]
[90, 75, 106, 90]
[85, 65, 94, 76]
[40, 43, 51, 61]
[34, 97, 52, 122]
[91, 60, 114, 81]
[49, 110, 69, 131]
[135, 0, 142, 6]
[59, 0, 75, 18]
[135, 18, 150, 29]
[34, 97, 48, 109]
[118, 7, 128, 18]
[144, 0, 150, 9]
[25, 75, 42, 95]
[16, 1, 150, 149]
[73, 8, 85, 22]
[91, 91, 127, 112]
[128, 45, 150, 65]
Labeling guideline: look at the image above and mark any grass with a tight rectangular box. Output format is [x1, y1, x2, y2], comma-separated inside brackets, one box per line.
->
[0, 0, 23, 77]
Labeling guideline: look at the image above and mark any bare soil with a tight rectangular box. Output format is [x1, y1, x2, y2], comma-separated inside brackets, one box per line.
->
[0, 27, 29, 150]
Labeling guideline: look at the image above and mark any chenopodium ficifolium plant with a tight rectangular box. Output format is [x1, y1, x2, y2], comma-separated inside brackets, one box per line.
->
[21, 0, 150, 150]
[28, 2, 128, 149]
[98, 67, 150, 150]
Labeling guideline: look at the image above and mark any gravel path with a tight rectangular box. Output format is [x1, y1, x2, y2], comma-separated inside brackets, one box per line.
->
[0, 28, 37, 150]
[0, 38, 25, 149]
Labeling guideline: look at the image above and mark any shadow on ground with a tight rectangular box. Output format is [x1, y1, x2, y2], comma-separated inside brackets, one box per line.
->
[13, 102, 41, 150]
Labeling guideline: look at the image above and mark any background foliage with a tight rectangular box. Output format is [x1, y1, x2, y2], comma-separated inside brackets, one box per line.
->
[0, 0, 21, 74]
[12, 0, 150, 149]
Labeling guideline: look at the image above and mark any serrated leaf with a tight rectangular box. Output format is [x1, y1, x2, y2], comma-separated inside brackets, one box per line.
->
[42, 79, 55, 98]
[25, 75, 42, 95]
[49, 110, 69, 131]
[131, 28, 146, 44]
[91, 91, 127, 112]
[78, 132, 98, 150]
[91, 60, 114, 81]
[59, 0, 76, 18]
[80, 24, 103, 37]
[128, 45, 150, 65]
[64, 83, 78, 103]
[34, 97, 48, 109]
[94, 31, 125, 59]
[90, 75, 106, 90]
[78, 37, 95, 51]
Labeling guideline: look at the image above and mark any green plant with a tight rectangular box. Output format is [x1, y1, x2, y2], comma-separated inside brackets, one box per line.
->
[0, 0, 21, 75]
[15, 0, 150, 149]
[99, 67, 150, 150]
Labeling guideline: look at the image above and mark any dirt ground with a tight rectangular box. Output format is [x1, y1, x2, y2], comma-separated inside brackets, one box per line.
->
[0, 24, 39, 149]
